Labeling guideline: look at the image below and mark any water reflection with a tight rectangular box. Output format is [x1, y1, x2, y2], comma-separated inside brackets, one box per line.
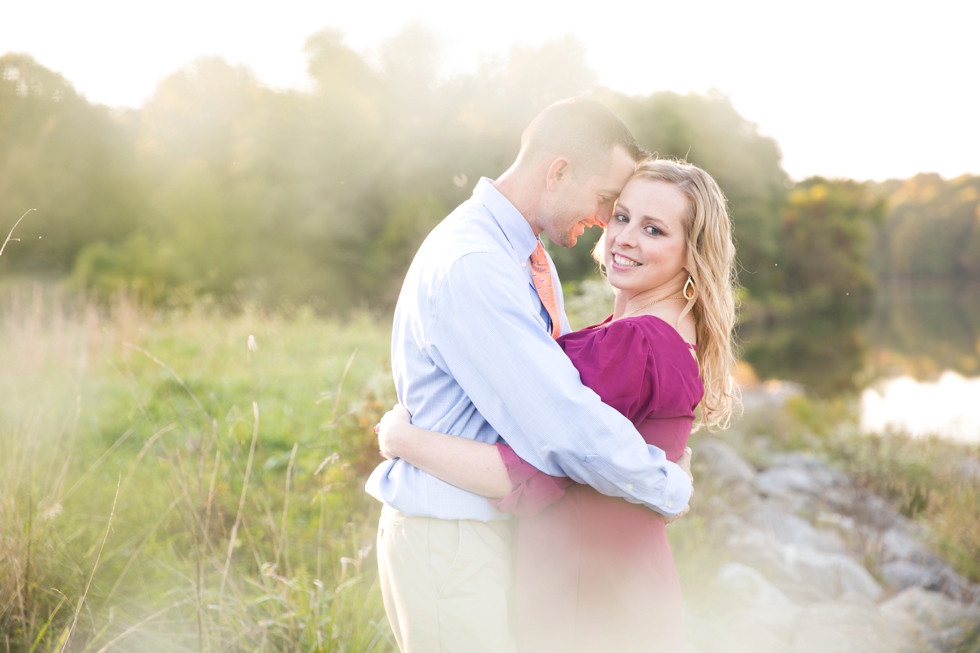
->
[738, 282, 980, 440]
[861, 372, 980, 443]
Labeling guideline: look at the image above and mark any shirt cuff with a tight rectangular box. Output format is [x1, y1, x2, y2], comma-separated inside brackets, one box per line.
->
[582, 453, 692, 516]
[488, 443, 574, 517]
[658, 460, 693, 516]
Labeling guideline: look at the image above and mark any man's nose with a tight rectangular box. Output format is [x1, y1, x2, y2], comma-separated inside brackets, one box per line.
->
[595, 204, 614, 227]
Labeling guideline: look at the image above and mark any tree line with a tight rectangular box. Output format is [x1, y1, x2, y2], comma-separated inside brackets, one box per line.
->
[1, 30, 975, 323]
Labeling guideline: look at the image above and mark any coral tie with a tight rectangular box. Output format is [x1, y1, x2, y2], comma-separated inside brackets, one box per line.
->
[530, 241, 561, 340]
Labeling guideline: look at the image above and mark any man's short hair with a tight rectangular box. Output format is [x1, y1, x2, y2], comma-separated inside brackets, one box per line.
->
[519, 97, 648, 176]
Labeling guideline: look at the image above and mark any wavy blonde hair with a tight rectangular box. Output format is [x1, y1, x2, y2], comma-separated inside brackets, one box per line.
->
[598, 159, 740, 430]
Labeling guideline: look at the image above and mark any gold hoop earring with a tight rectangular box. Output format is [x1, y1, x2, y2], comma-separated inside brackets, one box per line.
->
[683, 275, 696, 300]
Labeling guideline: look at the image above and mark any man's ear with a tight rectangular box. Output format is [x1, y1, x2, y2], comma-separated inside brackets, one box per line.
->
[545, 157, 570, 191]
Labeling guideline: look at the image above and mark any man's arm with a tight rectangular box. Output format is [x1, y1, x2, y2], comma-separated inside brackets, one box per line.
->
[427, 252, 692, 516]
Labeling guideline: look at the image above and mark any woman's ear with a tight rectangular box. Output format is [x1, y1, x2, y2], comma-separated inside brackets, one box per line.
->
[684, 251, 697, 277]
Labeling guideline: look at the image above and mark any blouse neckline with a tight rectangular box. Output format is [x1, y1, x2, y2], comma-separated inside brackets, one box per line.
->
[588, 313, 698, 351]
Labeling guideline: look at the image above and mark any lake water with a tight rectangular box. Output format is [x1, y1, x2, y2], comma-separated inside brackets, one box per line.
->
[740, 281, 980, 443]
[861, 372, 980, 443]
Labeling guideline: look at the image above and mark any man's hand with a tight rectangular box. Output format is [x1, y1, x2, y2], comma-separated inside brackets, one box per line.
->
[375, 404, 412, 459]
[664, 446, 693, 525]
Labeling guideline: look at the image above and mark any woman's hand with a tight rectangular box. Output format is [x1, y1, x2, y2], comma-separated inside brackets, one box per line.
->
[665, 446, 693, 525]
[677, 446, 693, 483]
[375, 404, 412, 460]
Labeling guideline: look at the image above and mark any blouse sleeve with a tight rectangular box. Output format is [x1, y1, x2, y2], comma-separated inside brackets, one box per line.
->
[488, 443, 574, 516]
[561, 319, 659, 422]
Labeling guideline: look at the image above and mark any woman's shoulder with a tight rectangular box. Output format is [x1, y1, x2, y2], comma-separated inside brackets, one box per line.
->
[565, 314, 695, 354]
[562, 315, 699, 378]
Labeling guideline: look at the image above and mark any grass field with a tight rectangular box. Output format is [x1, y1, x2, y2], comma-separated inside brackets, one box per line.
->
[2, 285, 978, 652]
[1, 287, 397, 652]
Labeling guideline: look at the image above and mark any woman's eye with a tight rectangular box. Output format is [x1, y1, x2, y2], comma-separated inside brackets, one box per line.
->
[615, 213, 628, 223]
[645, 226, 662, 236]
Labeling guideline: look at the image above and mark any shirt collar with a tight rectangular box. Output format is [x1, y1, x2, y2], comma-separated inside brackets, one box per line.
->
[472, 177, 540, 264]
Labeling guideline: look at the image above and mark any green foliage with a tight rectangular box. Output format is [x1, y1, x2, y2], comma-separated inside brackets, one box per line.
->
[874, 174, 980, 279]
[782, 178, 884, 314]
[737, 178, 883, 394]
[0, 54, 145, 274]
[0, 36, 793, 312]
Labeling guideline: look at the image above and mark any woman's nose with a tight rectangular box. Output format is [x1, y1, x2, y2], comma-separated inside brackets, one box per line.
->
[614, 225, 638, 248]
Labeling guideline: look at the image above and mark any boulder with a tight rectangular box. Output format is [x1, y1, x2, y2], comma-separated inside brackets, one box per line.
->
[716, 562, 793, 606]
[747, 503, 846, 554]
[780, 545, 884, 602]
[883, 561, 980, 603]
[753, 456, 848, 512]
[880, 524, 944, 567]
[710, 616, 793, 653]
[792, 602, 909, 653]
[879, 587, 980, 652]
[697, 438, 759, 507]
[697, 438, 757, 486]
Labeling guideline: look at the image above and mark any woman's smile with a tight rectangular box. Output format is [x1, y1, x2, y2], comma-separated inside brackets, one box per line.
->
[611, 252, 641, 269]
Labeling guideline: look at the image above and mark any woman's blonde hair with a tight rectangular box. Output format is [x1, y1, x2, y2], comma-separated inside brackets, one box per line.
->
[599, 158, 740, 430]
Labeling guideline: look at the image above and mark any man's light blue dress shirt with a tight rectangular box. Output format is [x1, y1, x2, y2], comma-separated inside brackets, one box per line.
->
[365, 178, 693, 521]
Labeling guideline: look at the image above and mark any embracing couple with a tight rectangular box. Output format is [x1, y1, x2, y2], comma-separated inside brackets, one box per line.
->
[366, 97, 738, 653]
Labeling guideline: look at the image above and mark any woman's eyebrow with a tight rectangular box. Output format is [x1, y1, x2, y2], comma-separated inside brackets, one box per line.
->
[640, 214, 668, 230]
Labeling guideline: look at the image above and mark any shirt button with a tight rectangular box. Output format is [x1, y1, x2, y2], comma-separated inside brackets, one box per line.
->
[667, 500, 674, 508]
[522, 262, 526, 268]
[626, 484, 634, 491]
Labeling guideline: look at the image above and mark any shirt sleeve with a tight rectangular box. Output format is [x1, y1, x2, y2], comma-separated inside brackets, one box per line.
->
[426, 252, 692, 516]
[487, 443, 574, 516]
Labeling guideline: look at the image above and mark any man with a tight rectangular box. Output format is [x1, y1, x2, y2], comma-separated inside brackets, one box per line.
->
[365, 97, 693, 653]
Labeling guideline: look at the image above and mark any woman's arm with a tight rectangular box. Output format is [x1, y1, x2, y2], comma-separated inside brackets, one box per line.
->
[376, 405, 513, 499]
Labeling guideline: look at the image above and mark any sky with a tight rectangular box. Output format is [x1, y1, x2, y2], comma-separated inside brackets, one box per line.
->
[3, 0, 978, 181]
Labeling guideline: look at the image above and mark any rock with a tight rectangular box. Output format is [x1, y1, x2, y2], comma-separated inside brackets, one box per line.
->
[792, 602, 909, 653]
[712, 616, 793, 653]
[755, 465, 823, 502]
[748, 503, 846, 554]
[697, 438, 759, 507]
[780, 545, 884, 602]
[880, 560, 941, 591]
[846, 488, 898, 529]
[723, 524, 821, 601]
[722, 522, 882, 604]
[716, 562, 793, 606]
[880, 524, 944, 567]
[878, 559, 976, 601]
[737, 603, 801, 645]
[814, 511, 855, 535]
[698, 438, 757, 485]
[753, 454, 852, 513]
[879, 587, 980, 652]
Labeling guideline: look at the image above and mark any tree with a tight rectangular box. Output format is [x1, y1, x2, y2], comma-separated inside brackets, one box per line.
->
[0, 53, 144, 274]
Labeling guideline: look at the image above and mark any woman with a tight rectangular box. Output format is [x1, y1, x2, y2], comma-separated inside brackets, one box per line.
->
[377, 159, 738, 652]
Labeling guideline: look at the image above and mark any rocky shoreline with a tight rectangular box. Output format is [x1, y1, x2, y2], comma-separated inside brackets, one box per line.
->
[685, 439, 980, 653]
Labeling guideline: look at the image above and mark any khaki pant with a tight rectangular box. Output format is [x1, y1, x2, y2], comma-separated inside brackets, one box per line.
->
[377, 505, 517, 653]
